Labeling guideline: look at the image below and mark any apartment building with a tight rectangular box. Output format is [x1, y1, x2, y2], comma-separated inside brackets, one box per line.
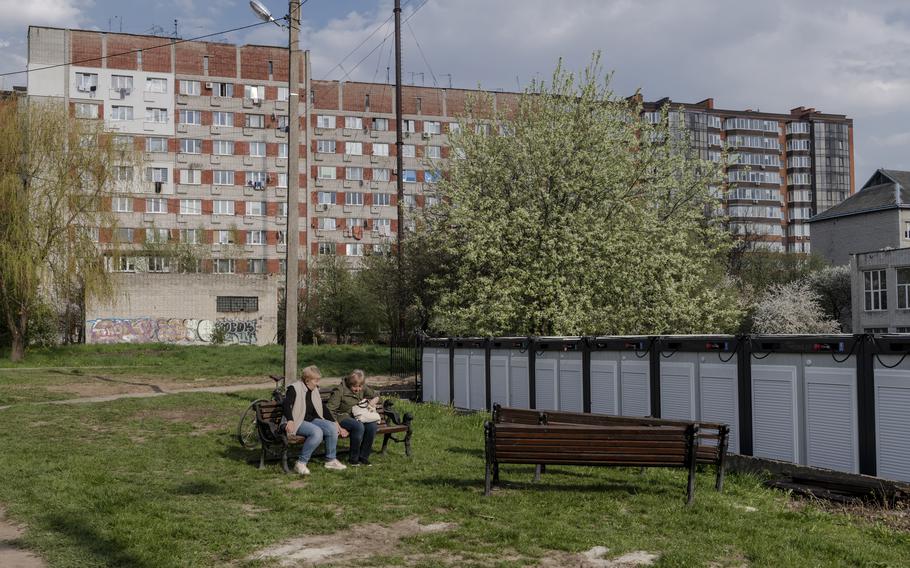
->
[26, 26, 854, 277]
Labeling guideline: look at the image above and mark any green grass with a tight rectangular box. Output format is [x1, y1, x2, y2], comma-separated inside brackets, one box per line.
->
[0, 343, 392, 405]
[0, 393, 906, 567]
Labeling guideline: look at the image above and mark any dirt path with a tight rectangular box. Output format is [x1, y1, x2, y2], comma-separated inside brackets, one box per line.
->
[0, 507, 45, 568]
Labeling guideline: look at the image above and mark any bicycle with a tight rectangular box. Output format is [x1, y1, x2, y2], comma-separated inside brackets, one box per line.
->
[237, 374, 286, 449]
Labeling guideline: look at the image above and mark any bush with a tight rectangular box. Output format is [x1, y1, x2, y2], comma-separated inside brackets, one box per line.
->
[752, 280, 841, 334]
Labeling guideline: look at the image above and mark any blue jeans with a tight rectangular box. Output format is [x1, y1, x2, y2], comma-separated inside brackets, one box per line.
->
[340, 417, 378, 463]
[295, 418, 338, 464]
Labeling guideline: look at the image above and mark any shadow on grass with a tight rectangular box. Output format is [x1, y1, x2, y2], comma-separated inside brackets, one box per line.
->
[417, 475, 642, 496]
[48, 514, 154, 568]
[172, 480, 224, 496]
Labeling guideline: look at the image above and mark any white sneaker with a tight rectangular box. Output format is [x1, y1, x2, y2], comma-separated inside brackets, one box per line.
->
[294, 462, 311, 475]
[324, 459, 347, 471]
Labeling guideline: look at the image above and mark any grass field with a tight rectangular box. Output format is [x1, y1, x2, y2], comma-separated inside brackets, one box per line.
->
[0, 343, 392, 405]
[0, 392, 906, 567]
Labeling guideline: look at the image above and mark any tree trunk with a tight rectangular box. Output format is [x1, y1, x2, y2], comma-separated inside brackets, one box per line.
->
[10, 309, 28, 362]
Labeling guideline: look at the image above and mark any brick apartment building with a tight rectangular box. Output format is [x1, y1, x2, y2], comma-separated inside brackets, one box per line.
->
[26, 26, 855, 277]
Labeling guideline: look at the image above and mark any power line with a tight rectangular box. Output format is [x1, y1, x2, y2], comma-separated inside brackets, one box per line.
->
[406, 20, 437, 87]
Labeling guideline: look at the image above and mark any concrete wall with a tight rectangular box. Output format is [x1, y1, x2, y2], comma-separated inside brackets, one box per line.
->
[811, 209, 899, 266]
[851, 248, 910, 332]
[86, 273, 280, 345]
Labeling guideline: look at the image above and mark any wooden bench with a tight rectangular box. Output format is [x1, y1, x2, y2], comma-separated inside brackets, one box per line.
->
[255, 398, 413, 473]
[492, 405, 730, 491]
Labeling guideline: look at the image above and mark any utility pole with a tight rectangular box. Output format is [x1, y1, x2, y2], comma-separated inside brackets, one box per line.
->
[284, 0, 302, 381]
[394, 0, 405, 338]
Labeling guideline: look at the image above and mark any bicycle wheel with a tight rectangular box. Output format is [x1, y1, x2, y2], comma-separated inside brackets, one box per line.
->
[237, 399, 266, 449]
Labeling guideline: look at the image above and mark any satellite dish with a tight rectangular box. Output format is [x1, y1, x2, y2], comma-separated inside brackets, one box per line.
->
[249, 0, 275, 23]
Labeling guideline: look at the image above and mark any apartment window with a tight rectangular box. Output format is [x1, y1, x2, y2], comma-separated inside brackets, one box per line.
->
[708, 133, 722, 146]
[111, 106, 134, 121]
[180, 199, 202, 215]
[905, 222, 910, 240]
[373, 168, 390, 182]
[402, 145, 416, 158]
[787, 139, 811, 152]
[318, 242, 334, 255]
[245, 114, 265, 128]
[345, 191, 364, 206]
[276, 173, 288, 188]
[426, 196, 438, 208]
[216, 229, 234, 244]
[212, 82, 233, 97]
[112, 197, 133, 213]
[213, 170, 235, 186]
[114, 166, 133, 182]
[213, 140, 234, 156]
[74, 103, 99, 119]
[421, 121, 440, 135]
[180, 80, 200, 96]
[373, 143, 389, 157]
[864, 269, 888, 311]
[402, 119, 416, 133]
[707, 115, 722, 129]
[247, 259, 266, 274]
[113, 135, 133, 148]
[317, 140, 336, 154]
[179, 110, 201, 125]
[180, 169, 201, 185]
[277, 86, 289, 101]
[317, 115, 335, 129]
[278, 202, 288, 217]
[213, 200, 234, 215]
[147, 256, 170, 272]
[145, 78, 168, 93]
[114, 228, 134, 243]
[244, 85, 264, 100]
[247, 230, 266, 245]
[345, 116, 363, 129]
[109, 255, 136, 272]
[898, 269, 910, 310]
[373, 117, 388, 130]
[318, 217, 336, 230]
[449, 122, 461, 134]
[426, 146, 442, 159]
[403, 194, 416, 208]
[425, 170, 440, 183]
[75, 72, 97, 92]
[249, 142, 266, 157]
[346, 243, 364, 257]
[146, 228, 169, 243]
[247, 201, 266, 216]
[145, 167, 168, 183]
[142, 107, 165, 123]
[346, 142, 363, 156]
[213, 111, 234, 127]
[373, 192, 391, 206]
[277, 115, 289, 129]
[318, 166, 337, 180]
[146, 137, 168, 153]
[475, 123, 491, 136]
[247, 171, 268, 188]
[375, 218, 391, 236]
[146, 198, 167, 214]
[276, 231, 287, 245]
[403, 170, 417, 183]
[278, 143, 288, 158]
[180, 139, 202, 154]
[865, 327, 889, 334]
[349, 218, 366, 229]
[317, 191, 336, 205]
[180, 229, 201, 244]
[346, 167, 363, 181]
[213, 259, 236, 274]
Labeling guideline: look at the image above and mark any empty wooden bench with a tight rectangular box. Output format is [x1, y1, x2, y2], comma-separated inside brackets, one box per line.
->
[255, 399, 413, 473]
[493, 405, 730, 491]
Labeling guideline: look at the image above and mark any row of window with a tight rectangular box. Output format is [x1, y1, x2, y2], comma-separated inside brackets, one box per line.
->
[316, 166, 440, 183]
[315, 140, 443, 159]
[724, 117, 780, 133]
[112, 197, 284, 216]
[728, 170, 781, 184]
[76, 72, 168, 94]
[316, 115, 444, 134]
[863, 268, 910, 312]
[727, 205, 782, 219]
[725, 135, 781, 150]
[113, 227, 287, 245]
[75, 104, 288, 129]
[726, 187, 781, 202]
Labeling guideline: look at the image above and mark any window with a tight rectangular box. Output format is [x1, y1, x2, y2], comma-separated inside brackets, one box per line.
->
[109, 255, 136, 272]
[244, 85, 264, 100]
[318, 242, 334, 255]
[216, 230, 234, 244]
[180, 199, 202, 215]
[373, 117, 388, 130]
[142, 107, 165, 123]
[247, 230, 266, 245]
[345, 116, 363, 129]
[898, 269, 910, 310]
[403, 119, 416, 133]
[146, 137, 168, 153]
[373, 143, 389, 157]
[213, 140, 234, 155]
[179, 110, 201, 125]
[247, 171, 268, 189]
[147, 256, 170, 272]
[707, 115, 722, 129]
[318, 166, 337, 180]
[278, 202, 288, 217]
[180, 139, 202, 154]
[345, 142, 363, 156]
[864, 269, 888, 311]
[317, 115, 335, 128]
[213, 259, 236, 274]
[373, 168, 390, 182]
[277, 173, 288, 188]
[318, 217, 336, 230]
[373, 192, 391, 206]
[145, 78, 167, 93]
[78, 134, 94, 148]
[375, 218, 391, 236]
[248, 259, 266, 274]
[475, 123, 491, 135]
[402, 145, 416, 158]
[179, 80, 200, 96]
[424, 121, 441, 134]
[146, 167, 168, 183]
[276, 231, 287, 245]
[403, 170, 417, 183]
[426, 145, 442, 159]
[75, 72, 97, 92]
[213, 111, 233, 127]
[346, 243, 364, 257]
[403, 194, 416, 208]
[213, 170, 235, 186]
[905, 222, 910, 240]
[247, 201, 265, 216]
[277, 115, 289, 129]
[74, 103, 98, 119]
[345, 192, 364, 206]
[349, 218, 366, 229]
[249, 142, 266, 157]
[212, 82, 233, 97]
[245, 114, 265, 128]
[213, 200, 234, 215]
[864, 327, 889, 334]
[425, 170, 440, 183]
[787, 139, 811, 152]
[277, 86, 289, 101]
[112, 197, 133, 213]
[317, 191, 336, 205]
[146, 228, 169, 243]
[449, 122, 461, 134]
[317, 140, 336, 154]
[146, 197, 167, 214]
[114, 228, 134, 243]
[113, 135, 133, 148]
[107, 75, 132, 93]
[111, 106, 134, 121]
[180, 229, 201, 244]
[114, 166, 133, 182]
[346, 167, 363, 181]
[278, 143, 288, 158]
[180, 169, 201, 185]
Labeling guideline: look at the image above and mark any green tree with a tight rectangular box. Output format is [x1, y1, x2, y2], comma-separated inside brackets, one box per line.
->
[416, 55, 742, 336]
[313, 255, 370, 343]
[0, 99, 126, 361]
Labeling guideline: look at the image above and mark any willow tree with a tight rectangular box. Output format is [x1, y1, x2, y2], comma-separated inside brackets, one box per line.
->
[0, 99, 124, 361]
[418, 55, 742, 336]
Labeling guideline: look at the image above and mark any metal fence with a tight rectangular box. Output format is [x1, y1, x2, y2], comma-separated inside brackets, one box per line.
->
[390, 332, 421, 396]
[419, 334, 910, 483]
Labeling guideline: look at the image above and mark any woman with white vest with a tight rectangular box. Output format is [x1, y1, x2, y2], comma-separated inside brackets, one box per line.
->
[282, 365, 348, 475]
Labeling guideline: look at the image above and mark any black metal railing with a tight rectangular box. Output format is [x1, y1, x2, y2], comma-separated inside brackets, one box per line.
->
[389, 332, 421, 399]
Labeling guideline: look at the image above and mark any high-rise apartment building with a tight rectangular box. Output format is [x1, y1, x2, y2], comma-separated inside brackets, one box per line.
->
[26, 27, 854, 275]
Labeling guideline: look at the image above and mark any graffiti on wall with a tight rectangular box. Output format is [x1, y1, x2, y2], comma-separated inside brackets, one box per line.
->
[87, 317, 259, 345]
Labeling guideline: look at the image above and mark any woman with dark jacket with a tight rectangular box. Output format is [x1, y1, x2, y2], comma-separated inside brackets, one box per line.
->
[327, 369, 380, 466]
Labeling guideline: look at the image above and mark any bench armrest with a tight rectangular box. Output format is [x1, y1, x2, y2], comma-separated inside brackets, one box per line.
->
[381, 399, 413, 427]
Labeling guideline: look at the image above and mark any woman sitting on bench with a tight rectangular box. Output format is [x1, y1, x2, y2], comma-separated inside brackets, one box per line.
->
[282, 365, 349, 475]
[328, 369, 381, 466]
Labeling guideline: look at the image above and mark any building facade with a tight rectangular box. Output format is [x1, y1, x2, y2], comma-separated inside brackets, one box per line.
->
[27, 27, 855, 277]
[851, 247, 910, 333]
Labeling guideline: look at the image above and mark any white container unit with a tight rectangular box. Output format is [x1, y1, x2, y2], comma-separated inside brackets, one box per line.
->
[620, 357, 651, 417]
[421, 347, 438, 403]
[452, 350, 470, 409]
[489, 349, 510, 408]
[699, 360, 739, 454]
[804, 360, 858, 474]
[590, 351, 620, 415]
[509, 350, 531, 410]
[558, 351, 584, 412]
[660, 352, 697, 421]
[751, 355, 801, 463]
[468, 348, 487, 411]
[534, 352, 558, 411]
[434, 349, 451, 405]
[874, 359, 910, 482]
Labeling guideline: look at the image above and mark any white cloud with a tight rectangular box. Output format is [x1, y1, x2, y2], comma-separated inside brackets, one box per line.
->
[0, 0, 91, 30]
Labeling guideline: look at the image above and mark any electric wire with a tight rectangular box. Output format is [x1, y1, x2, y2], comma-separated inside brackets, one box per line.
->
[406, 20, 437, 87]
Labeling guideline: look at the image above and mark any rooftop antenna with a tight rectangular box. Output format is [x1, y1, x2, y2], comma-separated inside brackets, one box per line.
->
[174, 19, 179, 39]
[441, 73, 452, 88]
[409, 71, 424, 85]
[386, 66, 390, 84]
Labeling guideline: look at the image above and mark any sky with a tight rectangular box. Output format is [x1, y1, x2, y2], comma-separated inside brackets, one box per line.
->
[0, 0, 908, 182]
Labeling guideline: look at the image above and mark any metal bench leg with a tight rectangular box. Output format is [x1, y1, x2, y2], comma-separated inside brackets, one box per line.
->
[281, 447, 291, 474]
[715, 426, 729, 492]
[403, 413, 413, 457]
[259, 446, 267, 470]
[686, 425, 698, 506]
[493, 462, 500, 485]
[484, 422, 493, 496]
[534, 464, 542, 482]
[380, 433, 391, 455]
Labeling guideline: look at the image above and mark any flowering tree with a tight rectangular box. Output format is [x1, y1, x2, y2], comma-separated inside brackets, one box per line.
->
[752, 280, 840, 334]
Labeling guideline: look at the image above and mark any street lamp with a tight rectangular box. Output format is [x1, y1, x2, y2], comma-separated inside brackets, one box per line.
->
[250, 0, 301, 383]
